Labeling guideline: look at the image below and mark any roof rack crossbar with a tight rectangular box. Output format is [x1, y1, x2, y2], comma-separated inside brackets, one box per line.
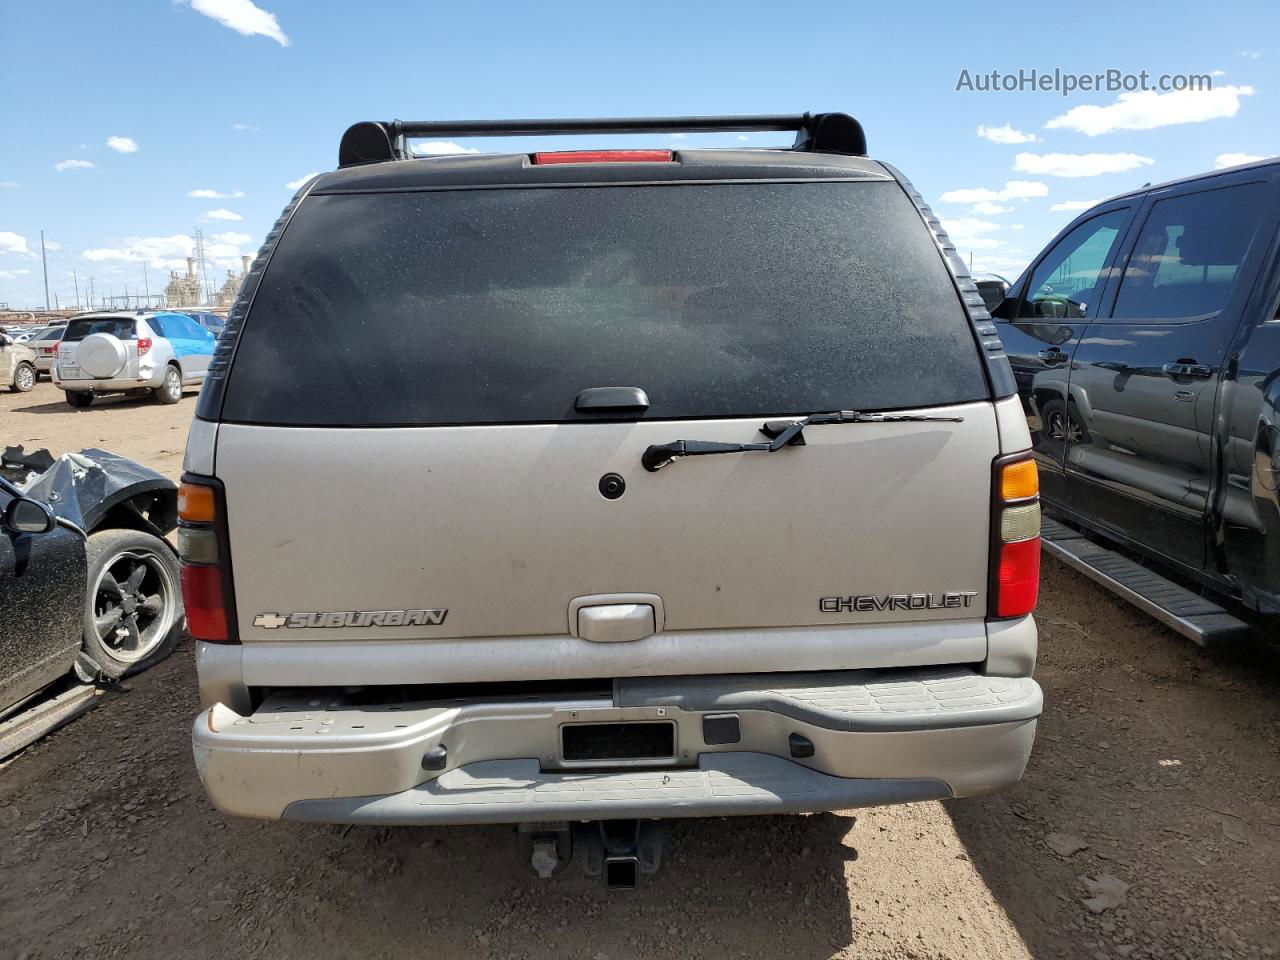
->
[337, 113, 866, 168]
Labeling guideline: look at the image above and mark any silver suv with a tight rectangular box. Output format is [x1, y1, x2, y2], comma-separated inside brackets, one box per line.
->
[55, 311, 216, 407]
[181, 115, 1043, 881]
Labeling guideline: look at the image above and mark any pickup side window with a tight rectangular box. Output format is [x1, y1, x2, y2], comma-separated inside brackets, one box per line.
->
[1112, 182, 1266, 320]
[1018, 210, 1128, 320]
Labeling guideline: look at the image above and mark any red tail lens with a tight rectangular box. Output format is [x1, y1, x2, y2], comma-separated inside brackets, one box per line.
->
[178, 475, 237, 643]
[137, 337, 152, 356]
[995, 537, 1040, 617]
[532, 150, 673, 165]
[181, 563, 228, 641]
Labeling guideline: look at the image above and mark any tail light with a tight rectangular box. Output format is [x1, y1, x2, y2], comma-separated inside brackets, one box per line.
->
[989, 453, 1041, 619]
[178, 476, 238, 643]
[532, 149, 673, 165]
[136, 337, 152, 356]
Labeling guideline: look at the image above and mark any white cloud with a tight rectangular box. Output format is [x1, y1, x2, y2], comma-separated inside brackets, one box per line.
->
[285, 172, 320, 190]
[976, 123, 1039, 144]
[232, 123, 259, 131]
[183, 0, 289, 46]
[55, 159, 95, 171]
[941, 217, 1008, 250]
[1210, 69, 1226, 77]
[1045, 86, 1253, 136]
[1049, 200, 1101, 212]
[736, 135, 749, 142]
[187, 187, 246, 199]
[43, 239, 62, 252]
[1215, 152, 1268, 169]
[83, 235, 194, 269]
[0, 231, 30, 255]
[938, 180, 1049, 204]
[971, 201, 1014, 215]
[210, 231, 252, 245]
[970, 254, 1028, 278]
[1013, 152, 1153, 178]
[0, 269, 32, 281]
[200, 208, 243, 222]
[106, 135, 138, 154]
[0, 181, 17, 189]
[1239, 50, 1261, 59]
[410, 140, 481, 156]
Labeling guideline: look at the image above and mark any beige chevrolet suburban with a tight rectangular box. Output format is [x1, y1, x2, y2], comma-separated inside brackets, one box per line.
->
[180, 113, 1042, 885]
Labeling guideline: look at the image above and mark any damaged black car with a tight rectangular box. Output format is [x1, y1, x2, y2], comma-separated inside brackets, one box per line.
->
[0, 446, 184, 722]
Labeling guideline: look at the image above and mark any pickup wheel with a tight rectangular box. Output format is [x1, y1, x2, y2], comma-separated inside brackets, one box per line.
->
[154, 365, 182, 405]
[1040, 398, 1089, 447]
[10, 361, 36, 392]
[65, 390, 94, 408]
[80, 529, 184, 680]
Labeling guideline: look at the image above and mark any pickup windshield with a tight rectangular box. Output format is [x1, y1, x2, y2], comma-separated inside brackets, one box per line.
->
[222, 180, 988, 426]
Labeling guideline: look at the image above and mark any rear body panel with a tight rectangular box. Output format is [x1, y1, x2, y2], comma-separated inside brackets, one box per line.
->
[216, 399, 996, 676]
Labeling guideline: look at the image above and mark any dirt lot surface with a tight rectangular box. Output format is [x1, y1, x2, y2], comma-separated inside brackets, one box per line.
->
[3, 380, 1279, 960]
[2, 380, 194, 482]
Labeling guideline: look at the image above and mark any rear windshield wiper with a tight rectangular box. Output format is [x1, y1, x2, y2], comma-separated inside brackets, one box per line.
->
[641, 410, 964, 472]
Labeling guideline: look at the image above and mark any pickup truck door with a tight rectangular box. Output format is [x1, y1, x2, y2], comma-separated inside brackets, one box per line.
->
[1066, 176, 1276, 570]
[993, 205, 1134, 507]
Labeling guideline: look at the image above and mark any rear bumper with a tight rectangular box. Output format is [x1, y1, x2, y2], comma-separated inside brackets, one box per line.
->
[55, 370, 163, 392]
[192, 667, 1041, 824]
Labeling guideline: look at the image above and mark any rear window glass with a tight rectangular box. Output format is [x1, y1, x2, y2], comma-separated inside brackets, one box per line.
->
[63, 318, 136, 342]
[1113, 182, 1266, 320]
[223, 182, 987, 426]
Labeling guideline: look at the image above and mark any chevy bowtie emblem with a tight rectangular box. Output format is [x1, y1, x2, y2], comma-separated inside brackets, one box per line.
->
[252, 609, 448, 629]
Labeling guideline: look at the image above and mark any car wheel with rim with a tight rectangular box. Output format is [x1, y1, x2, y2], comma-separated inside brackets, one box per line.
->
[65, 390, 94, 408]
[10, 361, 35, 392]
[80, 529, 183, 679]
[154, 364, 182, 404]
[1041, 398, 1088, 447]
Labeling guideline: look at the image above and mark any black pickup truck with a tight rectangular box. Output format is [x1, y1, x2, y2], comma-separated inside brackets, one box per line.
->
[991, 157, 1280, 640]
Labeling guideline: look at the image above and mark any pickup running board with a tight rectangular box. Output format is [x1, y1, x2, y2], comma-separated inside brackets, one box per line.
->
[1040, 517, 1251, 646]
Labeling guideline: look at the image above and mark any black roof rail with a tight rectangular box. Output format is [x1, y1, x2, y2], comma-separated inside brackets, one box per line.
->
[337, 113, 866, 168]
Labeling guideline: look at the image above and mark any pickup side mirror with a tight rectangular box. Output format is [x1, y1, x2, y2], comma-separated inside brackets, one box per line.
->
[3, 496, 56, 535]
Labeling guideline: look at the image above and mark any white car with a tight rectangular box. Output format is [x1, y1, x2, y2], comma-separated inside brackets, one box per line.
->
[53, 311, 216, 407]
[180, 113, 1042, 885]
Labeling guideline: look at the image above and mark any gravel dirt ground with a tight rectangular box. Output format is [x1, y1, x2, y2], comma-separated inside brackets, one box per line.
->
[2, 381, 1279, 960]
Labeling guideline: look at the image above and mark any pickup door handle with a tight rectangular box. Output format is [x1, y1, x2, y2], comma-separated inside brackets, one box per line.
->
[1161, 361, 1213, 379]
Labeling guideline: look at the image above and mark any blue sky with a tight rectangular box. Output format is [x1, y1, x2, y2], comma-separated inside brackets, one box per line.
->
[1, 0, 1276, 309]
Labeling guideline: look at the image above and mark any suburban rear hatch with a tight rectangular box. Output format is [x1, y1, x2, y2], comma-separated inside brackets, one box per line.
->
[202, 167, 999, 677]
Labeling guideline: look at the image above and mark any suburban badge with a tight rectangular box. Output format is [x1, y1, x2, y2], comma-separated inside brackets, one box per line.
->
[252, 609, 448, 629]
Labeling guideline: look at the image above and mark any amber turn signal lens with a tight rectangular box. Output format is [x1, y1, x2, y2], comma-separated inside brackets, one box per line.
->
[1000, 459, 1039, 501]
[178, 482, 216, 523]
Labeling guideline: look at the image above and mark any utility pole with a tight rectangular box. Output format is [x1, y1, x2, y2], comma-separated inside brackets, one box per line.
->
[73, 270, 80, 310]
[89, 277, 95, 309]
[143, 263, 150, 304]
[40, 230, 50, 310]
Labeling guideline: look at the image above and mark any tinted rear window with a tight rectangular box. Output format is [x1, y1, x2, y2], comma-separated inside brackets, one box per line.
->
[63, 318, 136, 342]
[223, 182, 987, 426]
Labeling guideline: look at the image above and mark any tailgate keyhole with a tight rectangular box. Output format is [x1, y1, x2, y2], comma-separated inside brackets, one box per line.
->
[598, 473, 626, 500]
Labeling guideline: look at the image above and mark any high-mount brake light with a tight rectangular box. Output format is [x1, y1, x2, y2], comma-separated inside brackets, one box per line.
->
[137, 337, 153, 357]
[990, 453, 1041, 619]
[532, 150, 673, 165]
[178, 476, 237, 643]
